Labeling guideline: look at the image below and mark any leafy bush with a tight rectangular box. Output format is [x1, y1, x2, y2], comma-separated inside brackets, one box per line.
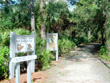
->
[99, 45, 110, 61]
[0, 46, 9, 79]
[0, 29, 30, 46]
[99, 45, 108, 56]
[0, 29, 54, 79]
[37, 49, 54, 70]
[35, 34, 54, 70]
[0, 29, 77, 79]
[13, 29, 30, 35]
[0, 17, 13, 30]
[59, 38, 76, 55]
[73, 37, 88, 46]
[0, 29, 30, 79]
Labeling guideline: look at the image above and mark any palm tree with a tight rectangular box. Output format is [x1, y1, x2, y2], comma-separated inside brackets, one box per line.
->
[6, 0, 10, 7]
[40, 0, 46, 40]
[30, 0, 35, 32]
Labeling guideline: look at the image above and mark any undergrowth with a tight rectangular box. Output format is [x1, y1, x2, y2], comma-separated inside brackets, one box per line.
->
[99, 45, 110, 61]
[0, 29, 76, 79]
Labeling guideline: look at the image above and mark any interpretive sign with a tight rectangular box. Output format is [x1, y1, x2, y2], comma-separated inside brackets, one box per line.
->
[16, 36, 35, 53]
[47, 33, 58, 61]
[9, 32, 36, 83]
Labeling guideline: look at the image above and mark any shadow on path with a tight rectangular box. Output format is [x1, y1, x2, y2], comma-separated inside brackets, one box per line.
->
[44, 43, 110, 83]
[65, 43, 101, 61]
[65, 43, 110, 69]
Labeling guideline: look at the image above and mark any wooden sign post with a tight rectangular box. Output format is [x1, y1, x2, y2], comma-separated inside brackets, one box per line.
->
[9, 32, 37, 83]
[47, 33, 58, 61]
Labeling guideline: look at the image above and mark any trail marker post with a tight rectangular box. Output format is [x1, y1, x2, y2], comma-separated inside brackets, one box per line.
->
[47, 33, 58, 61]
[9, 32, 37, 83]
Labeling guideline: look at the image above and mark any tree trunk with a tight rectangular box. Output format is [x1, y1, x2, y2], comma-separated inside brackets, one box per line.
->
[40, 0, 46, 40]
[88, 28, 91, 41]
[30, 0, 35, 32]
[101, 26, 106, 45]
[6, 0, 10, 7]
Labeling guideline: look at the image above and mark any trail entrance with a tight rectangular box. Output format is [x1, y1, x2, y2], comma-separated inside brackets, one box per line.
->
[44, 43, 110, 83]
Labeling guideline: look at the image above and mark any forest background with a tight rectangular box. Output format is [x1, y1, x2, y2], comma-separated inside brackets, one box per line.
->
[0, 0, 110, 80]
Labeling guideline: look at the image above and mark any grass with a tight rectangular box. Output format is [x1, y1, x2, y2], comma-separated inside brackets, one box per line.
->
[58, 71, 65, 76]
[99, 55, 110, 61]
[47, 80, 56, 83]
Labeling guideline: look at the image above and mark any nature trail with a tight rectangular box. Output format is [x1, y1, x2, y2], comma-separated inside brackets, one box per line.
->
[44, 43, 110, 83]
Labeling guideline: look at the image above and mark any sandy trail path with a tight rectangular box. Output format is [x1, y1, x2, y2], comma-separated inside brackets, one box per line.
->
[44, 43, 110, 83]
[1, 43, 110, 83]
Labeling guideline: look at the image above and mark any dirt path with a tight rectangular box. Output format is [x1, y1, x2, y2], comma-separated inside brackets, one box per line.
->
[44, 43, 110, 83]
[1, 43, 110, 83]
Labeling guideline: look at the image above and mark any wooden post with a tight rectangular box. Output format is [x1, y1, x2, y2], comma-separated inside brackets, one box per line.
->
[27, 61, 31, 83]
[31, 33, 36, 72]
[16, 63, 20, 83]
[12, 55, 37, 83]
[56, 34, 58, 61]
[56, 50, 58, 61]
[9, 32, 16, 79]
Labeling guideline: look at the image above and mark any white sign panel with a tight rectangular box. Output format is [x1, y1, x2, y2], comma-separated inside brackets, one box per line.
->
[47, 33, 58, 51]
[47, 33, 58, 61]
[16, 36, 35, 53]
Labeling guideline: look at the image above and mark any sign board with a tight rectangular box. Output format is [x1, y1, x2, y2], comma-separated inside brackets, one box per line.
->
[9, 32, 36, 83]
[16, 36, 35, 53]
[47, 33, 58, 61]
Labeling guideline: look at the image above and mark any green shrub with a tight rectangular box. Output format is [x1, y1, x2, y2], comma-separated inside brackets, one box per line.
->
[0, 32, 10, 46]
[99, 45, 108, 56]
[99, 45, 110, 61]
[0, 17, 13, 30]
[35, 34, 54, 70]
[0, 46, 9, 79]
[0, 29, 30, 46]
[0, 29, 31, 79]
[0, 29, 55, 79]
[37, 49, 54, 70]
[73, 37, 88, 45]
[13, 29, 30, 35]
[59, 38, 76, 55]
[0, 28, 77, 79]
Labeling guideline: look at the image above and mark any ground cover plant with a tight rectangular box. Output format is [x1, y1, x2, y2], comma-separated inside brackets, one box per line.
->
[99, 45, 110, 61]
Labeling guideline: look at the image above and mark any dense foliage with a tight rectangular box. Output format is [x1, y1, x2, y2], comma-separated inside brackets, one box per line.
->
[0, 29, 75, 79]
[99, 45, 110, 61]
[0, 29, 30, 79]
[0, 0, 110, 80]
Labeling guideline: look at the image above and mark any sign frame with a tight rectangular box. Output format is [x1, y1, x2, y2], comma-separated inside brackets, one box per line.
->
[47, 33, 58, 61]
[9, 32, 36, 83]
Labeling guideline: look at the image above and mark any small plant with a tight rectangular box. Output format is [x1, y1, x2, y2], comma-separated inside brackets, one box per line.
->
[35, 34, 54, 70]
[99, 45, 110, 61]
[37, 49, 54, 71]
[73, 37, 88, 46]
[58, 38, 76, 55]
[99, 45, 108, 56]
[0, 46, 9, 79]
